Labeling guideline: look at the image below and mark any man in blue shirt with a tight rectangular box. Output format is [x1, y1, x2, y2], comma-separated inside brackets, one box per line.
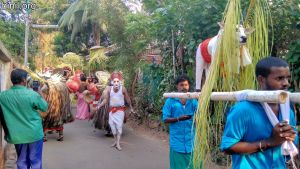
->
[221, 57, 298, 169]
[162, 74, 198, 169]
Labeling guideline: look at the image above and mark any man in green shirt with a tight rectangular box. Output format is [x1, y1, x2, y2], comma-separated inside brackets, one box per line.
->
[0, 69, 48, 169]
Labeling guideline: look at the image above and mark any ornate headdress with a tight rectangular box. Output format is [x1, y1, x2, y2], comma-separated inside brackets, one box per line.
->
[110, 71, 123, 80]
[63, 66, 71, 72]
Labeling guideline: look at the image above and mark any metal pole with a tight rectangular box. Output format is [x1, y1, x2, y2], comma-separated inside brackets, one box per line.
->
[24, 0, 30, 66]
[171, 29, 176, 78]
[24, 14, 29, 66]
[31, 24, 59, 29]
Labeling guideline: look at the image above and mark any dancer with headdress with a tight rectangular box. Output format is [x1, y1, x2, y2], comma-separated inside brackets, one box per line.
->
[41, 68, 74, 142]
[97, 71, 134, 150]
[93, 71, 112, 136]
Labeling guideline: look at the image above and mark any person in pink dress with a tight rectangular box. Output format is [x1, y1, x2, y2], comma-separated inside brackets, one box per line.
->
[75, 74, 90, 120]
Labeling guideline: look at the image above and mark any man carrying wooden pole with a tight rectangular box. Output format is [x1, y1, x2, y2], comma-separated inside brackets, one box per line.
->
[163, 57, 299, 169]
[220, 57, 298, 169]
[162, 74, 198, 169]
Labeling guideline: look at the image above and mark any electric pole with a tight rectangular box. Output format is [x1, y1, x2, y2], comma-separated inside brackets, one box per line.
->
[24, 0, 30, 66]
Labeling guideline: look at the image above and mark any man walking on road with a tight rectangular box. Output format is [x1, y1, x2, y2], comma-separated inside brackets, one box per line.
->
[162, 74, 198, 169]
[0, 69, 48, 169]
[97, 71, 134, 151]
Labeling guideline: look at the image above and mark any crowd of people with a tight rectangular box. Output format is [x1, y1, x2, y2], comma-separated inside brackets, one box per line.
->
[0, 66, 134, 168]
[0, 57, 298, 169]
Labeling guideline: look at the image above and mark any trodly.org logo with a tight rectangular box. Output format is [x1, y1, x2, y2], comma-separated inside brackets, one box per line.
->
[0, 1, 37, 11]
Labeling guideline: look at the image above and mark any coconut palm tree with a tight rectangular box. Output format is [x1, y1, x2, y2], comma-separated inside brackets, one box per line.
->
[58, 0, 103, 45]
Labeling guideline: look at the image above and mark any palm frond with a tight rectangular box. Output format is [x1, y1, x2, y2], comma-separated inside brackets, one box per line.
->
[58, 0, 80, 28]
[58, 0, 102, 42]
[88, 46, 109, 71]
[70, 11, 84, 41]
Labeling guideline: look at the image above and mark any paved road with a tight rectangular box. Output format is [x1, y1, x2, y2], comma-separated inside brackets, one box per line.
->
[43, 119, 169, 169]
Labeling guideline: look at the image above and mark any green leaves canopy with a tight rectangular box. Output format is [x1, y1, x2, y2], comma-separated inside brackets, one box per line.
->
[58, 0, 102, 41]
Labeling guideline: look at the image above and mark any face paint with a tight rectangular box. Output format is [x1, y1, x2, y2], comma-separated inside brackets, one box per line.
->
[112, 78, 120, 89]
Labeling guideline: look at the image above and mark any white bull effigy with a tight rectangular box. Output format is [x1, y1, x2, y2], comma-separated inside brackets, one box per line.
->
[195, 22, 254, 90]
[165, 0, 294, 168]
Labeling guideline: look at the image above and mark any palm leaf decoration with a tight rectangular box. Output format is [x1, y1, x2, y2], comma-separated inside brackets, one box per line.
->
[88, 46, 109, 71]
[192, 0, 272, 168]
[62, 52, 82, 70]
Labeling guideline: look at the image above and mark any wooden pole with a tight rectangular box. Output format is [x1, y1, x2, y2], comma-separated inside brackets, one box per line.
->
[290, 93, 300, 103]
[162, 91, 300, 104]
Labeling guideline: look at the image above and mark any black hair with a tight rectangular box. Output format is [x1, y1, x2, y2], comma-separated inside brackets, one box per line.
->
[63, 70, 68, 77]
[175, 74, 190, 85]
[93, 76, 99, 83]
[255, 57, 289, 78]
[11, 69, 28, 85]
[80, 74, 87, 81]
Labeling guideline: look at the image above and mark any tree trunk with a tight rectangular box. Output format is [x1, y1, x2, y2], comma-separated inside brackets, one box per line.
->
[93, 23, 100, 46]
[176, 42, 184, 74]
[271, 42, 277, 57]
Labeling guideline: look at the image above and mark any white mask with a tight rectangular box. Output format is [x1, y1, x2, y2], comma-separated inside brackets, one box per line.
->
[112, 78, 120, 89]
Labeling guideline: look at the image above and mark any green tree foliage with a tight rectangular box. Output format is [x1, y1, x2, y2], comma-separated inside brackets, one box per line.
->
[114, 0, 227, 117]
[88, 46, 108, 71]
[277, 0, 300, 92]
[32, 0, 70, 24]
[62, 52, 82, 69]
[58, 0, 104, 44]
[0, 20, 37, 65]
[0, 21, 25, 57]
[287, 39, 300, 92]
[124, 13, 153, 53]
[270, 0, 300, 57]
[116, 0, 300, 117]
[100, 0, 128, 44]
[53, 30, 90, 56]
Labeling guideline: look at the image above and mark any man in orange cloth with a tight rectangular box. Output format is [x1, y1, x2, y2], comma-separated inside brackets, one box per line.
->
[97, 72, 134, 151]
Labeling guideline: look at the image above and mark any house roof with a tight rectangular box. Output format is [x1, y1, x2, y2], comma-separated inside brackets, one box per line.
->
[0, 41, 12, 62]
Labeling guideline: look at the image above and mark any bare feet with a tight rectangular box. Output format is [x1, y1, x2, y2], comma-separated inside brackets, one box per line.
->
[57, 135, 64, 142]
[111, 142, 117, 147]
[105, 132, 113, 137]
[116, 144, 122, 151]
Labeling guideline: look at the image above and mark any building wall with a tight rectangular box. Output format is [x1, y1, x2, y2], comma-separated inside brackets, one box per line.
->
[0, 60, 12, 92]
[0, 41, 16, 169]
[0, 41, 12, 92]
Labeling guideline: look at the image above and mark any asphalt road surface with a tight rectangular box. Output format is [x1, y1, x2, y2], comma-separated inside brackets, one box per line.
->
[43, 119, 169, 169]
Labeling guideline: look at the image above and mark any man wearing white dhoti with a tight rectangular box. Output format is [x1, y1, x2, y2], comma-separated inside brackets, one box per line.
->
[97, 72, 134, 151]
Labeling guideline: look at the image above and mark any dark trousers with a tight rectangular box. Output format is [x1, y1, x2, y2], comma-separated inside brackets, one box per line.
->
[14, 139, 43, 169]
